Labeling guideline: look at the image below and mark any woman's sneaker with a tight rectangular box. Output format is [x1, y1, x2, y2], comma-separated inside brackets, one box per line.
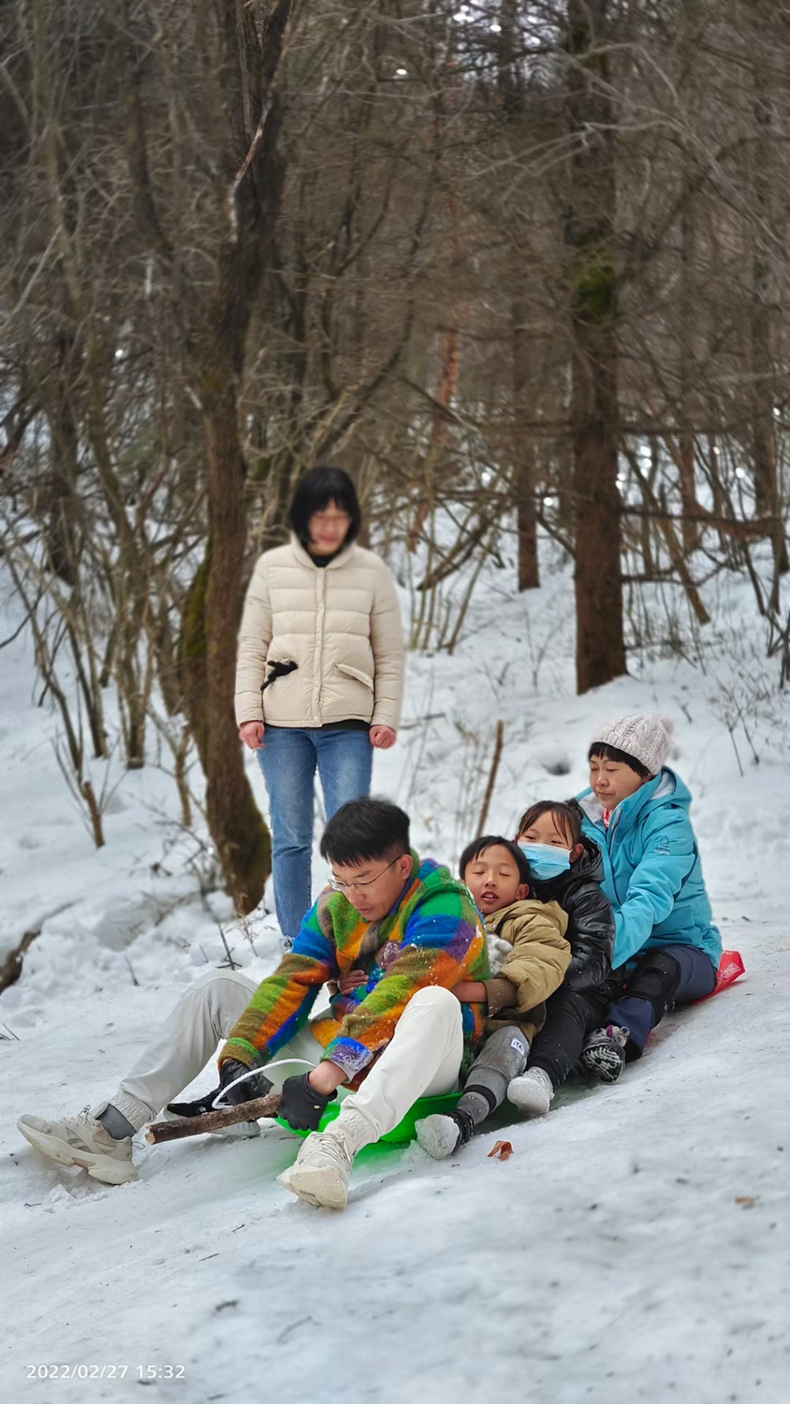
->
[507, 1066, 554, 1116]
[579, 1025, 630, 1083]
[17, 1108, 138, 1185]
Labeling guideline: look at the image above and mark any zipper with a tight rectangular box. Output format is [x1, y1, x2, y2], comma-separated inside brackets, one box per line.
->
[314, 569, 326, 723]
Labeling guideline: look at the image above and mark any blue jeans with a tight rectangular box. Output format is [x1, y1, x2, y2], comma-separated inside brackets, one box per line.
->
[257, 726, 373, 938]
[608, 944, 717, 1055]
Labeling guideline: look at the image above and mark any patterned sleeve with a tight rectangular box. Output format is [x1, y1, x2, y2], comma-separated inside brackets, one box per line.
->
[322, 890, 486, 1079]
[219, 902, 338, 1068]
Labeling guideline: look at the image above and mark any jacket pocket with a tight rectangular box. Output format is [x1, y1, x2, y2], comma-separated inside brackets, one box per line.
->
[337, 663, 374, 689]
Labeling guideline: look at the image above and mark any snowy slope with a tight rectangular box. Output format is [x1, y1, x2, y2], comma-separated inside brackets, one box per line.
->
[1, 551, 789, 1404]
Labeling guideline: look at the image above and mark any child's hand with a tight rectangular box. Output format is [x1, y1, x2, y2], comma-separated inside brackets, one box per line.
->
[337, 969, 368, 994]
[487, 936, 512, 975]
[451, 980, 488, 1004]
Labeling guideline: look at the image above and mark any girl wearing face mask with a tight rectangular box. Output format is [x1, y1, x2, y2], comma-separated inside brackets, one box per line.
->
[507, 800, 617, 1116]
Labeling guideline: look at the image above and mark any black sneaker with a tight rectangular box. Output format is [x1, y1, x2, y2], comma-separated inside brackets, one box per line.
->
[579, 1025, 630, 1083]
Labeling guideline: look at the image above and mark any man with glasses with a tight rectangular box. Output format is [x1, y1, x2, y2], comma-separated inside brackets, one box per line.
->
[18, 798, 489, 1208]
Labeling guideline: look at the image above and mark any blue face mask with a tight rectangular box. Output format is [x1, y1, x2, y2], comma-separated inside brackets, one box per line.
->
[519, 842, 572, 882]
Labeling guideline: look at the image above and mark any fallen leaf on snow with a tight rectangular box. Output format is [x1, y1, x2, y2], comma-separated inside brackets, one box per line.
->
[734, 1196, 758, 1207]
[487, 1140, 513, 1161]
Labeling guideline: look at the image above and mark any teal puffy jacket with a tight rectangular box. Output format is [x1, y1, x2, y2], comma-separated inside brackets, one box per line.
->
[577, 768, 721, 971]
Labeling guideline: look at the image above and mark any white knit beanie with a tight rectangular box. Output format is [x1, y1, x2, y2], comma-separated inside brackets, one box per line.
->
[592, 714, 673, 776]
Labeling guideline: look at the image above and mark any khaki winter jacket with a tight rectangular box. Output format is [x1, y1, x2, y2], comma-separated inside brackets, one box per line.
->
[483, 898, 571, 1044]
[235, 536, 405, 730]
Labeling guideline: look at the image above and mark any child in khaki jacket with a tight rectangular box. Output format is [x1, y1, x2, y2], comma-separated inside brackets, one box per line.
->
[416, 836, 570, 1159]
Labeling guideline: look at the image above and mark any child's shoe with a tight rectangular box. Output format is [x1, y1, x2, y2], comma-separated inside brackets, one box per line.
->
[415, 1108, 475, 1160]
[579, 1025, 630, 1083]
[507, 1066, 554, 1116]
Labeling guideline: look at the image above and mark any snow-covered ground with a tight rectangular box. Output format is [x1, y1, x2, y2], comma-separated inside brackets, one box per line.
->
[1, 549, 789, 1404]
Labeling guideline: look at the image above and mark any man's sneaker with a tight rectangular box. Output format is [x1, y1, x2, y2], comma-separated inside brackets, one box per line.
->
[17, 1109, 138, 1185]
[507, 1066, 554, 1116]
[579, 1025, 630, 1083]
[278, 1128, 354, 1210]
[415, 1107, 475, 1161]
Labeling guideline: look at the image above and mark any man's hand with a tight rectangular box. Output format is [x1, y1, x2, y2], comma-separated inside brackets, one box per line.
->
[369, 725, 396, 749]
[279, 1072, 338, 1132]
[218, 1057, 272, 1106]
[337, 968, 368, 994]
[451, 980, 488, 1004]
[239, 721, 265, 750]
[307, 1060, 347, 1097]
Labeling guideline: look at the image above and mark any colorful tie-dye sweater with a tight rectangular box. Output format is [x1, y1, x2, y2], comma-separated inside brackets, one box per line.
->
[220, 853, 489, 1081]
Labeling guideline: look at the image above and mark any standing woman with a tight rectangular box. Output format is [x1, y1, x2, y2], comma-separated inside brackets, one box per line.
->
[236, 467, 404, 942]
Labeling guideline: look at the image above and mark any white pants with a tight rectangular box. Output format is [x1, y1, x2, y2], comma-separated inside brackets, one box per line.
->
[337, 985, 463, 1144]
[107, 972, 464, 1141]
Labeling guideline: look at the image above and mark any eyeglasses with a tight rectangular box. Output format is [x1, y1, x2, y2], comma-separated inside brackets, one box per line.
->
[329, 854, 402, 893]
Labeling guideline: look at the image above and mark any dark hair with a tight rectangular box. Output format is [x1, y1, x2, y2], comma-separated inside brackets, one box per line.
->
[516, 799, 583, 846]
[459, 835, 531, 887]
[289, 467, 361, 549]
[320, 796, 409, 866]
[588, 742, 652, 779]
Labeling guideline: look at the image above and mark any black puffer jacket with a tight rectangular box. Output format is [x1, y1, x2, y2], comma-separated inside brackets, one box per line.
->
[529, 838, 614, 992]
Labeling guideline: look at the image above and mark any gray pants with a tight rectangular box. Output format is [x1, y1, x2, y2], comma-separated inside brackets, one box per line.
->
[459, 1025, 530, 1121]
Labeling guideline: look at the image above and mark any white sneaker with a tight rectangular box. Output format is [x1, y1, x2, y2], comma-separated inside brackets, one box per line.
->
[17, 1108, 138, 1185]
[415, 1114, 462, 1160]
[507, 1067, 554, 1116]
[415, 1106, 476, 1160]
[214, 1121, 261, 1139]
[278, 1129, 354, 1210]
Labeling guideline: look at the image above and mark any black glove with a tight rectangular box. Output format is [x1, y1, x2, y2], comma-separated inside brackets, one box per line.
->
[217, 1057, 273, 1106]
[279, 1073, 337, 1132]
[167, 1058, 271, 1118]
[166, 1088, 221, 1118]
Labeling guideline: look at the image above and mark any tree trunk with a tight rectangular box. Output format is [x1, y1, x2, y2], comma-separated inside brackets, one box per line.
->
[42, 331, 80, 586]
[678, 167, 701, 554]
[512, 295, 539, 590]
[676, 0, 702, 555]
[180, 0, 292, 913]
[565, 0, 627, 694]
[201, 379, 271, 914]
[750, 63, 789, 594]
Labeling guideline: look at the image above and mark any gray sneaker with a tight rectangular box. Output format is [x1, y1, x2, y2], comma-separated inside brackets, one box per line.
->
[17, 1108, 138, 1185]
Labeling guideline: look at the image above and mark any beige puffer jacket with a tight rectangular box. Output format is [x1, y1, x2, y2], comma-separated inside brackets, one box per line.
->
[235, 536, 405, 730]
[483, 898, 571, 1043]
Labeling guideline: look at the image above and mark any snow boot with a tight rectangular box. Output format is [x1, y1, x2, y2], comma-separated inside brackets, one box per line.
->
[507, 1066, 554, 1116]
[17, 1108, 138, 1185]
[415, 1107, 475, 1160]
[579, 1025, 630, 1083]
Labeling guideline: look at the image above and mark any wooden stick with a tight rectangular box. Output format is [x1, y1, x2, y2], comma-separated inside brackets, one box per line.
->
[145, 1090, 283, 1144]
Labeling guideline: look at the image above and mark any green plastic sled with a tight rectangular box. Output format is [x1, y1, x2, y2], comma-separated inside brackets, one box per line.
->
[276, 1089, 461, 1145]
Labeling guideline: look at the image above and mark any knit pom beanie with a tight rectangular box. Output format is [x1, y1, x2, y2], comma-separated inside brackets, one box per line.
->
[592, 714, 673, 776]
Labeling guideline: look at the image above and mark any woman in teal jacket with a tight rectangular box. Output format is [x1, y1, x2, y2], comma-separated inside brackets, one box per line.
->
[575, 714, 721, 1077]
